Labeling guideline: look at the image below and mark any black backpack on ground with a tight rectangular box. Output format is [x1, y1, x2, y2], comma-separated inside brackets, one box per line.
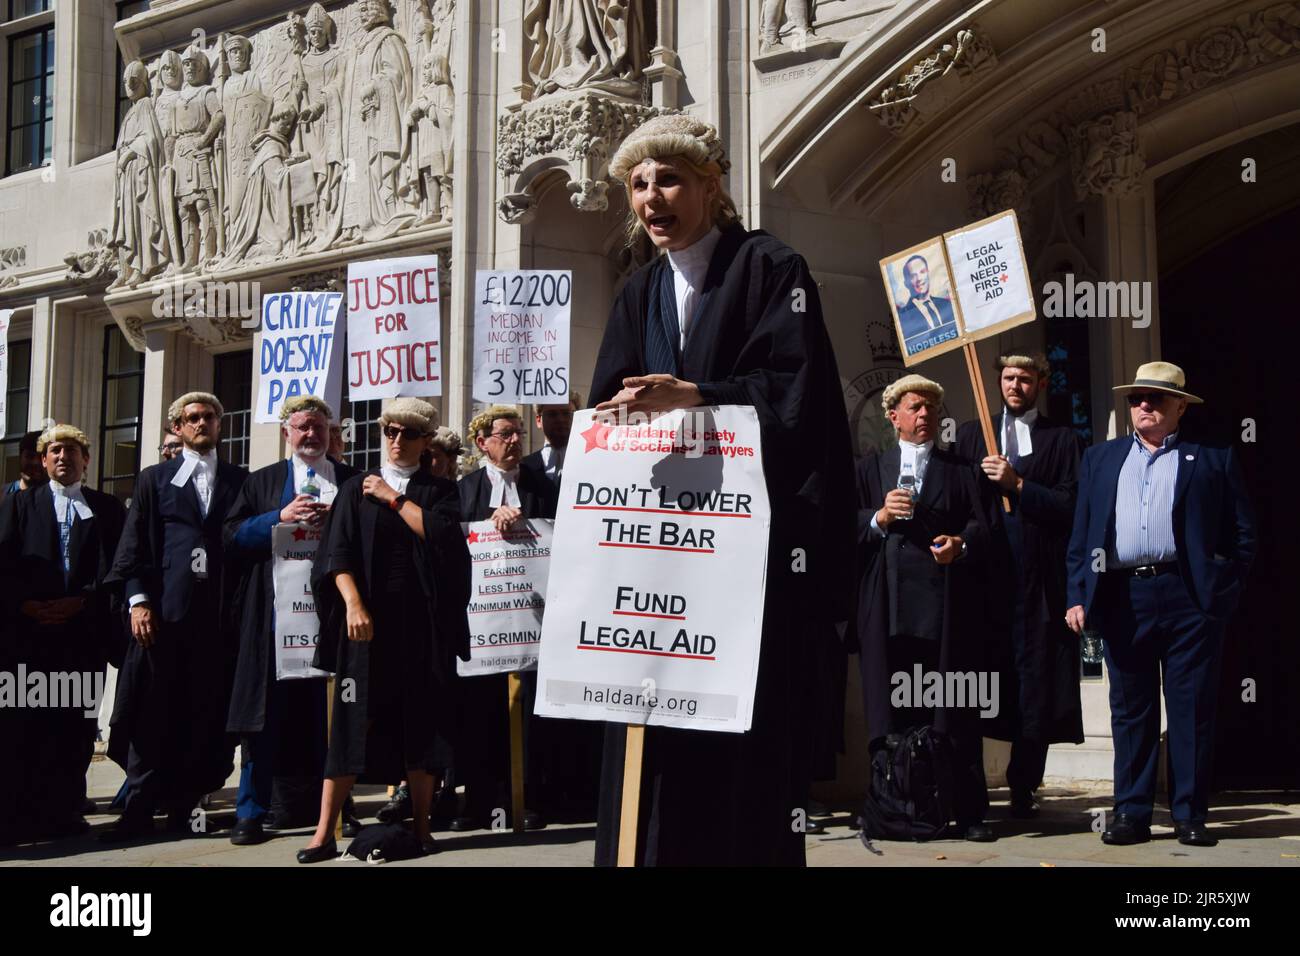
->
[859, 726, 956, 842]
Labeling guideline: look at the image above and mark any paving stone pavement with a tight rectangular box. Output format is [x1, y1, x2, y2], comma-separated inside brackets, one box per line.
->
[1, 757, 1296, 867]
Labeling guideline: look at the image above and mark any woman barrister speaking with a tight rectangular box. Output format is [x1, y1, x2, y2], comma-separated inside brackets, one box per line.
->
[588, 115, 856, 866]
[297, 398, 471, 863]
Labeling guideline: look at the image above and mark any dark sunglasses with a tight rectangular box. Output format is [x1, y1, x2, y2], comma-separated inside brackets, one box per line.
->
[1126, 392, 1170, 407]
[383, 424, 425, 442]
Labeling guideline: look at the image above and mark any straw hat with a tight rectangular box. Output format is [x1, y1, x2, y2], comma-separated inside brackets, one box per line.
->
[1111, 361, 1202, 404]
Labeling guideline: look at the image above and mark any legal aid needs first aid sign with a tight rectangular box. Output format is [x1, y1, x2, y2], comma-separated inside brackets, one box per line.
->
[346, 255, 442, 401]
[535, 406, 770, 733]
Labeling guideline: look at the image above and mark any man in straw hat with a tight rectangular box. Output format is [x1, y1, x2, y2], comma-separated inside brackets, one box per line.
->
[103, 392, 247, 842]
[956, 353, 1085, 819]
[855, 374, 1000, 842]
[222, 396, 360, 846]
[590, 113, 855, 865]
[1067, 362, 1255, 847]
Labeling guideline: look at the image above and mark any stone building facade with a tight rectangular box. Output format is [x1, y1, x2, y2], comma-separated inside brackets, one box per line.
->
[1, 0, 1295, 795]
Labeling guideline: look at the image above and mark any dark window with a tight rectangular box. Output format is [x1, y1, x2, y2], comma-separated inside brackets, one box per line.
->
[98, 326, 145, 502]
[1, 337, 31, 484]
[114, 1, 149, 136]
[341, 377, 383, 471]
[7, 23, 54, 175]
[214, 350, 253, 468]
[7, 1, 50, 21]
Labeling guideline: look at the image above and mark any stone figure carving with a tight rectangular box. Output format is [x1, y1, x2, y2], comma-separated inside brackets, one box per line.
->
[342, 0, 418, 241]
[523, 0, 649, 98]
[405, 0, 455, 223]
[65, 230, 117, 285]
[224, 101, 310, 263]
[152, 49, 186, 267]
[760, 0, 815, 54]
[163, 44, 226, 269]
[218, 34, 271, 218]
[109, 61, 171, 291]
[1069, 109, 1145, 200]
[290, 3, 347, 247]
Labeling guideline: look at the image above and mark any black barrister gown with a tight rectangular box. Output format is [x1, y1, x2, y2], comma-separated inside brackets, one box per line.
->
[854, 447, 1000, 744]
[456, 465, 560, 817]
[0, 485, 125, 829]
[955, 416, 1085, 745]
[590, 224, 857, 866]
[224, 458, 358, 736]
[310, 471, 471, 783]
[106, 457, 246, 810]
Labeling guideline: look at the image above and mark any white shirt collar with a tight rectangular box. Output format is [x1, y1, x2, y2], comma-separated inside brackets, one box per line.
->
[49, 478, 94, 519]
[380, 461, 417, 494]
[49, 478, 84, 497]
[182, 446, 218, 469]
[485, 461, 521, 508]
[666, 227, 721, 287]
[1002, 407, 1037, 457]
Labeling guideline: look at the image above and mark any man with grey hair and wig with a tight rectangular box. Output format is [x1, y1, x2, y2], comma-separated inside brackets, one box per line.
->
[104, 391, 247, 842]
[223, 396, 361, 846]
[0, 425, 125, 843]
[854, 374, 999, 842]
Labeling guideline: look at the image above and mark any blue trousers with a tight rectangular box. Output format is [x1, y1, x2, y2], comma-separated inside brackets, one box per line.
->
[1098, 571, 1225, 825]
[235, 677, 328, 821]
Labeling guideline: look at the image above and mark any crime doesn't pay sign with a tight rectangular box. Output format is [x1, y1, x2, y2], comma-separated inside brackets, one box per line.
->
[535, 406, 770, 733]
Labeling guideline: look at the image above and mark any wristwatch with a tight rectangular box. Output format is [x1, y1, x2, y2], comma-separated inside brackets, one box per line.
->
[389, 494, 408, 512]
[959, 540, 968, 559]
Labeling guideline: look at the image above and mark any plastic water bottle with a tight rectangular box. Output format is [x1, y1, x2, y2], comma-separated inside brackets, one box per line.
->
[301, 466, 321, 499]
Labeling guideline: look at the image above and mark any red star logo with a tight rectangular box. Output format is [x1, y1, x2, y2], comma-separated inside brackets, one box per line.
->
[466, 530, 480, 543]
[1000, 274, 1009, 283]
[580, 420, 612, 452]
[291, 527, 308, 541]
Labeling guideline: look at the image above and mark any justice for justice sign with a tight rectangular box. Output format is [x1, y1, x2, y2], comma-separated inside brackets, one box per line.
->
[346, 255, 442, 400]
[473, 270, 572, 402]
[458, 519, 554, 677]
[535, 406, 770, 733]
[272, 523, 330, 681]
[255, 292, 344, 423]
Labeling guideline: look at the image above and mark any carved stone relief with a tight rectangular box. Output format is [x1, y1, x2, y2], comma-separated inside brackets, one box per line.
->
[867, 25, 996, 136]
[108, 0, 458, 289]
[523, 0, 650, 99]
[0, 243, 25, 290]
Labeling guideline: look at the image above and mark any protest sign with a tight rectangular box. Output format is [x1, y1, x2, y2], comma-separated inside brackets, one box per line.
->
[272, 522, 330, 680]
[473, 270, 571, 402]
[0, 309, 11, 441]
[535, 406, 771, 733]
[879, 209, 1035, 366]
[458, 518, 554, 677]
[346, 255, 442, 400]
[254, 292, 344, 423]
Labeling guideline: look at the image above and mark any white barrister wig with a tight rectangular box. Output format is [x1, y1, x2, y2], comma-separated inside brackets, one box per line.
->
[379, 397, 439, 434]
[882, 374, 945, 413]
[608, 114, 731, 183]
[279, 395, 335, 423]
[168, 391, 225, 423]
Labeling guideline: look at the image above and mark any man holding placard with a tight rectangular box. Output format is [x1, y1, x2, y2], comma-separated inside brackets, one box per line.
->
[957, 354, 1085, 818]
[454, 405, 557, 831]
[223, 396, 359, 846]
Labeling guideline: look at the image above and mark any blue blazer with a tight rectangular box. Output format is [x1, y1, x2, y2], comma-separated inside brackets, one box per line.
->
[898, 295, 956, 340]
[1066, 436, 1256, 622]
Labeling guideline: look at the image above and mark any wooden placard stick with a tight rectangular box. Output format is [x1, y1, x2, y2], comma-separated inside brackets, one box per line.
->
[617, 724, 646, 867]
[962, 342, 1011, 513]
[508, 672, 526, 834]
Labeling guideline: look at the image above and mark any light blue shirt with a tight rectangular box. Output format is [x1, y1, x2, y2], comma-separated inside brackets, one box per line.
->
[1111, 431, 1180, 568]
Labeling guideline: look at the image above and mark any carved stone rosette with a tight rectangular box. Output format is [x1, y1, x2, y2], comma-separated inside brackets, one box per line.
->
[496, 90, 663, 222]
[867, 25, 997, 136]
[966, 169, 1030, 222]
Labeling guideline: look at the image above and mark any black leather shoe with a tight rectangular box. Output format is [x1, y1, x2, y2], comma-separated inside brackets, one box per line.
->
[1101, 813, 1151, 845]
[341, 813, 362, 839]
[377, 786, 412, 824]
[450, 814, 485, 832]
[1009, 790, 1040, 819]
[963, 823, 996, 842]
[296, 840, 337, 864]
[99, 815, 155, 844]
[230, 818, 268, 846]
[1174, 822, 1217, 847]
[804, 817, 826, 835]
[522, 809, 546, 831]
[39, 814, 90, 840]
